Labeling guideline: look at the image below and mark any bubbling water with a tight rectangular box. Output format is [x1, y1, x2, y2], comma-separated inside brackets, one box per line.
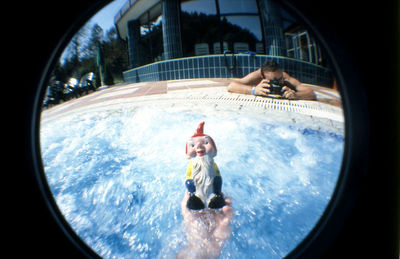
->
[40, 104, 344, 258]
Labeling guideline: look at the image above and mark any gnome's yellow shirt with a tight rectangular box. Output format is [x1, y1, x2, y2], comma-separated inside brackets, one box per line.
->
[186, 160, 221, 180]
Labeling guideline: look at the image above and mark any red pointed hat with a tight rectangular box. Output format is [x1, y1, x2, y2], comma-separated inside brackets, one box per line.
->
[192, 121, 206, 137]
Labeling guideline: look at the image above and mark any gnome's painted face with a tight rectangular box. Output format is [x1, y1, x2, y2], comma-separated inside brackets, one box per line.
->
[186, 136, 217, 158]
[186, 121, 217, 159]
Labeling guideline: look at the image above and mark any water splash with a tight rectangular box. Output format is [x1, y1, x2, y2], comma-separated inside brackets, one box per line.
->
[40, 104, 344, 258]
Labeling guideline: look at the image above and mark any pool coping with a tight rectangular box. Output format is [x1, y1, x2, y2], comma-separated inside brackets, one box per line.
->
[41, 79, 344, 135]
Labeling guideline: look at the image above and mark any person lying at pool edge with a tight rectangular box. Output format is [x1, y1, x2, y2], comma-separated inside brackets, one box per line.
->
[227, 60, 316, 100]
[185, 121, 226, 210]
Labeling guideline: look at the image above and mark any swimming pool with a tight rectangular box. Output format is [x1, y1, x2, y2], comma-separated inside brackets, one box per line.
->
[40, 89, 344, 258]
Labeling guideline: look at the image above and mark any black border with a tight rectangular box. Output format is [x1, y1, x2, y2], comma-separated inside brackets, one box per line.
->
[282, 0, 370, 257]
[17, 0, 399, 258]
[18, 1, 110, 258]
[28, 2, 112, 257]
[283, 1, 399, 258]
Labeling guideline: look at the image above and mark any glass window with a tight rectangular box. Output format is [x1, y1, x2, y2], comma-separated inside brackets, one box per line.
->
[219, 15, 262, 53]
[181, 0, 218, 57]
[181, 0, 263, 56]
[139, 14, 163, 64]
[223, 15, 262, 41]
[285, 33, 295, 58]
[181, 0, 216, 15]
[299, 33, 310, 61]
[219, 0, 258, 14]
[285, 30, 324, 65]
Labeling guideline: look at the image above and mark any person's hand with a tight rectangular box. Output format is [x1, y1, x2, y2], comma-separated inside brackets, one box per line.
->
[254, 79, 271, 96]
[181, 191, 192, 220]
[179, 191, 234, 258]
[281, 86, 296, 99]
[213, 198, 234, 240]
[181, 191, 233, 227]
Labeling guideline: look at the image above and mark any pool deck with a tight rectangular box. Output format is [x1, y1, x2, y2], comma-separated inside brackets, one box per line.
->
[41, 78, 344, 134]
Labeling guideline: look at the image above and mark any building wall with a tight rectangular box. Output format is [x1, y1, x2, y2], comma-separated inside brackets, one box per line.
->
[123, 54, 333, 87]
[118, 0, 333, 87]
[161, 0, 183, 59]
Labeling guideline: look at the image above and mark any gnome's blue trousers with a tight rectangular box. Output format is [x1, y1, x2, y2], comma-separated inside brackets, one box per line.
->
[185, 176, 222, 195]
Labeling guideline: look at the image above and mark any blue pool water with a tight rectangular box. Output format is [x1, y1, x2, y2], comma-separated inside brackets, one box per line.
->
[40, 105, 344, 258]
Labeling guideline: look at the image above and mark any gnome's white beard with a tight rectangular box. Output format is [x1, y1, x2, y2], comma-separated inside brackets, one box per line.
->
[192, 154, 216, 204]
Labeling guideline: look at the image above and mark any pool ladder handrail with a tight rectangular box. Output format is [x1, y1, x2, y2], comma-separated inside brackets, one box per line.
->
[223, 50, 236, 76]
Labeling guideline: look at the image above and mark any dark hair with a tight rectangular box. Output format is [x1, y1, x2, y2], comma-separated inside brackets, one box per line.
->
[261, 60, 281, 78]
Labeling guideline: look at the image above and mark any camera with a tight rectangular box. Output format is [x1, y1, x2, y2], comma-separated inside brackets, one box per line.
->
[267, 79, 283, 96]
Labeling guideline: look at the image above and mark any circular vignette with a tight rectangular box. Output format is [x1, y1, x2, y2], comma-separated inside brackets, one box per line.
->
[281, 0, 369, 258]
[28, 0, 371, 258]
[30, 1, 113, 258]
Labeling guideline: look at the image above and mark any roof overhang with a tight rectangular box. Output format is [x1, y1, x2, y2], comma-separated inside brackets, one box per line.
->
[114, 0, 161, 40]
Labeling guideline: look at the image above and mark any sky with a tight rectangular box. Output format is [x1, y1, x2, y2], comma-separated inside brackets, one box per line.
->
[60, 0, 126, 63]
[88, 0, 127, 32]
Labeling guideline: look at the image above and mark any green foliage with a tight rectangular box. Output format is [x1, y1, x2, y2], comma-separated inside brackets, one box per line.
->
[52, 13, 259, 84]
[52, 24, 129, 86]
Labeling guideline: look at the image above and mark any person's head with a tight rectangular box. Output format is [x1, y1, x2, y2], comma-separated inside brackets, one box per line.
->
[186, 122, 217, 159]
[261, 60, 284, 84]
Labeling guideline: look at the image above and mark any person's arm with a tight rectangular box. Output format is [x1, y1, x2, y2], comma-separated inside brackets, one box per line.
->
[282, 72, 316, 100]
[291, 84, 316, 100]
[227, 69, 270, 96]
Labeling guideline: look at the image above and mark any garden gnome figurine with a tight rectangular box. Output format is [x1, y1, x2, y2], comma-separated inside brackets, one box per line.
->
[185, 122, 225, 210]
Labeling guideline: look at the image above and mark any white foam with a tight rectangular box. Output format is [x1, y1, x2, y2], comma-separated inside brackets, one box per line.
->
[40, 101, 344, 259]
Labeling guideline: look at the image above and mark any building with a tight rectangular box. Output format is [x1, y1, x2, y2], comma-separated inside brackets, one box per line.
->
[114, 0, 333, 86]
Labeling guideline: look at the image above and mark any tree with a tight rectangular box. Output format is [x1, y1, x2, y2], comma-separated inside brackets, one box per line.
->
[49, 23, 131, 87]
[86, 24, 104, 59]
[65, 23, 91, 63]
[102, 27, 129, 83]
